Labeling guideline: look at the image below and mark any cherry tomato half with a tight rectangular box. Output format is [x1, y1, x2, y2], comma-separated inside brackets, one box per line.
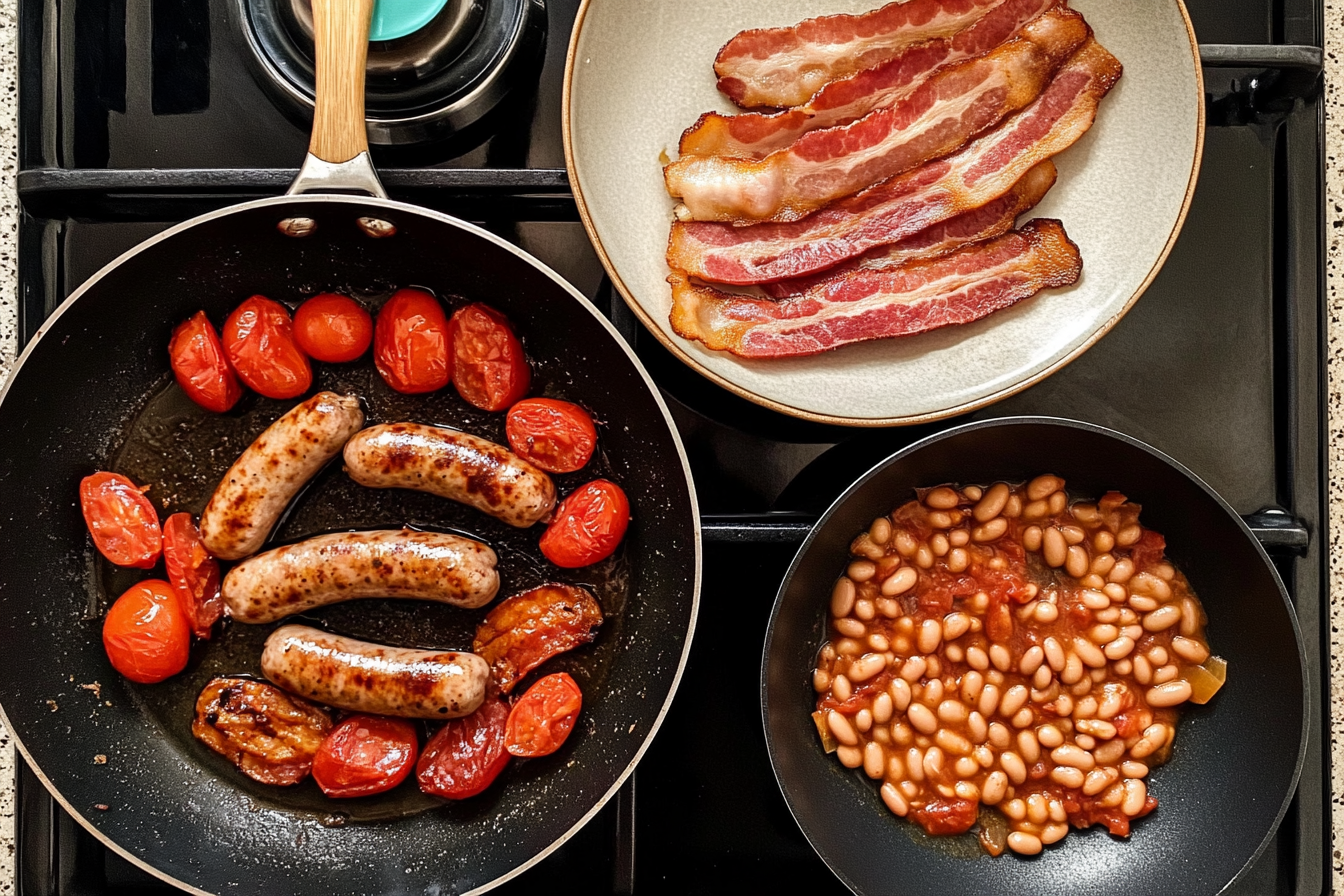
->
[313, 715, 419, 798]
[168, 311, 243, 413]
[505, 673, 583, 758]
[416, 697, 511, 799]
[294, 293, 374, 363]
[102, 579, 190, 684]
[373, 288, 451, 394]
[80, 472, 162, 568]
[162, 513, 223, 639]
[223, 295, 313, 399]
[448, 303, 530, 412]
[539, 480, 630, 568]
[505, 399, 597, 473]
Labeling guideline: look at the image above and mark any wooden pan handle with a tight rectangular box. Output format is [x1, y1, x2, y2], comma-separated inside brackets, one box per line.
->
[309, 0, 373, 164]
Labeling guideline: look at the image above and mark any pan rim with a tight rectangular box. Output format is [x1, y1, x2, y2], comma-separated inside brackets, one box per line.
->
[0, 192, 704, 896]
[759, 414, 1309, 896]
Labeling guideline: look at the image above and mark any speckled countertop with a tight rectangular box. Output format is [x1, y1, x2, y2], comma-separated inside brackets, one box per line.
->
[0, 4, 1342, 895]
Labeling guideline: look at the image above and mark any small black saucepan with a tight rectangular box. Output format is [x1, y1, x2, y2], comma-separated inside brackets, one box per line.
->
[763, 417, 1305, 896]
[0, 0, 698, 894]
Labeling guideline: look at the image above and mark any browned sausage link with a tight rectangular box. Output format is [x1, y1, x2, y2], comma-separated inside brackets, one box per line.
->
[260, 624, 490, 719]
[200, 392, 365, 560]
[222, 529, 500, 623]
[342, 423, 556, 528]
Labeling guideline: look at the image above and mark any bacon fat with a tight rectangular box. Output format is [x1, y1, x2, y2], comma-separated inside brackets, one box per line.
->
[762, 160, 1057, 298]
[668, 219, 1082, 358]
[682, 0, 1060, 160]
[666, 39, 1122, 285]
[714, 0, 1014, 109]
[668, 8, 1086, 225]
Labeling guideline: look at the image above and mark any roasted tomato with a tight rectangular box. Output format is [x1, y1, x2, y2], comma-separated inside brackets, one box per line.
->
[294, 293, 374, 363]
[223, 295, 313, 399]
[910, 798, 979, 835]
[505, 398, 597, 473]
[448, 303, 530, 412]
[312, 715, 419, 798]
[473, 584, 603, 693]
[416, 697, 511, 799]
[168, 311, 243, 413]
[373, 287, 451, 394]
[539, 480, 630, 568]
[161, 513, 223, 639]
[80, 471, 162, 568]
[505, 673, 583, 758]
[192, 677, 332, 785]
[102, 579, 190, 684]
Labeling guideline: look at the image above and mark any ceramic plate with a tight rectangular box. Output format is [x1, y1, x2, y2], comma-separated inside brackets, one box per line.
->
[564, 0, 1203, 426]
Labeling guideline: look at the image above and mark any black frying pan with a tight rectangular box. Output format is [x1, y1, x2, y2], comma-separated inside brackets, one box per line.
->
[0, 1, 699, 894]
[763, 417, 1305, 896]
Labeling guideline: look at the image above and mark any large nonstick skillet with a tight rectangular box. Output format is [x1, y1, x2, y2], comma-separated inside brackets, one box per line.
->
[0, 1, 700, 894]
[763, 418, 1306, 896]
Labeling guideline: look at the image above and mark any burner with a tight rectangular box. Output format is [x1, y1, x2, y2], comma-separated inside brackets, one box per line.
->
[239, 0, 546, 145]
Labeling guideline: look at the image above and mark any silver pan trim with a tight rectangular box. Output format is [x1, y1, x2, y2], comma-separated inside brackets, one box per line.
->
[0, 191, 703, 896]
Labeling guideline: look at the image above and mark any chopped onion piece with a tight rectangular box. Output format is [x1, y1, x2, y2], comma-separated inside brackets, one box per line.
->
[1187, 655, 1227, 705]
[813, 711, 840, 753]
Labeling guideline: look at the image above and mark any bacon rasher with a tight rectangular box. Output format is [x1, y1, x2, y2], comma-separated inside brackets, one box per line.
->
[682, 0, 1059, 160]
[714, 0, 1016, 109]
[668, 219, 1081, 358]
[762, 160, 1057, 297]
[666, 39, 1122, 285]
[667, 8, 1086, 225]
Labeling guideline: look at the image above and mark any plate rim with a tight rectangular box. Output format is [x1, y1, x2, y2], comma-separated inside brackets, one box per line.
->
[562, 0, 1207, 428]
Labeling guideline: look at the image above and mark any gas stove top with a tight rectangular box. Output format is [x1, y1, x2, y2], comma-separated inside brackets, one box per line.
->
[10, 0, 1330, 893]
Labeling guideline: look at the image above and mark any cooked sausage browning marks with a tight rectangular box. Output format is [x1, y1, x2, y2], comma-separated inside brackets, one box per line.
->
[261, 624, 490, 719]
[343, 422, 556, 528]
[222, 529, 499, 623]
[812, 478, 1223, 855]
[200, 392, 364, 560]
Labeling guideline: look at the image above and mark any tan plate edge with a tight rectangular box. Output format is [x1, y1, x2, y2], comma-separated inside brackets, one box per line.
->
[563, 0, 1207, 428]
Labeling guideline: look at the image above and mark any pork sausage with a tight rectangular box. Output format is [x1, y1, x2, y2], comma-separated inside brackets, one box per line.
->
[260, 624, 490, 719]
[222, 529, 499, 623]
[343, 422, 556, 528]
[200, 392, 364, 560]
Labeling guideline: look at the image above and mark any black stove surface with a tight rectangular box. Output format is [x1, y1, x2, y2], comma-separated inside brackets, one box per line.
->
[10, 0, 1330, 893]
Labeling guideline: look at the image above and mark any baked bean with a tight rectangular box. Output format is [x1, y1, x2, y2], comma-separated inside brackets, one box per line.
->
[892, 721, 914, 746]
[1146, 645, 1169, 665]
[828, 711, 859, 746]
[1012, 707, 1037, 729]
[925, 656, 942, 679]
[1132, 655, 1153, 685]
[1143, 605, 1181, 632]
[1073, 638, 1107, 669]
[831, 674, 852, 703]
[1025, 793, 1050, 825]
[1093, 740, 1125, 766]
[1084, 766, 1119, 795]
[1152, 664, 1178, 685]
[852, 535, 885, 561]
[936, 729, 972, 756]
[1147, 680, 1191, 707]
[872, 692, 894, 724]
[999, 685, 1029, 718]
[1026, 475, 1063, 501]
[1081, 589, 1109, 610]
[1180, 598, 1202, 637]
[1019, 646, 1045, 677]
[923, 747, 945, 778]
[847, 560, 876, 582]
[1050, 766, 1085, 789]
[990, 644, 1012, 672]
[854, 600, 876, 622]
[1121, 778, 1148, 816]
[1041, 823, 1068, 845]
[925, 487, 960, 510]
[1037, 725, 1064, 749]
[1095, 607, 1120, 624]
[959, 671, 984, 703]
[881, 782, 910, 817]
[1023, 499, 1049, 520]
[890, 678, 912, 711]
[1108, 558, 1135, 583]
[864, 741, 886, 778]
[974, 483, 1010, 522]
[830, 578, 856, 616]
[980, 770, 1008, 805]
[961, 485, 983, 501]
[866, 633, 889, 652]
[1003, 798, 1027, 821]
[881, 567, 918, 597]
[1047, 491, 1067, 516]
[1051, 744, 1095, 770]
[1104, 637, 1136, 661]
[1023, 525, 1043, 552]
[1103, 582, 1128, 602]
[837, 745, 863, 768]
[907, 702, 938, 735]
[914, 545, 934, 569]
[813, 669, 831, 692]
[955, 756, 980, 778]
[1116, 525, 1142, 547]
[870, 517, 893, 544]
[1061, 651, 1085, 685]
[922, 678, 945, 706]
[1017, 730, 1041, 763]
[900, 656, 926, 682]
[1094, 529, 1116, 552]
[894, 531, 918, 557]
[966, 645, 990, 672]
[967, 711, 989, 745]
[1172, 636, 1210, 664]
[876, 598, 901, 618]
[1031, 601, 1057, 624]
[1131, 572, 1172, 602]
[973, 518, 1008, 543]
[1076, 718, 1116, 740]
[1042, 527, 1067, 567]
[1066, 545, 1090, 578]
[848, 653, 886, 683]
[835, 639, 863, 657]
[937, 699, 970, 725]
[1121, 761, 1148, 779]
[1089, 624, 1119, 644]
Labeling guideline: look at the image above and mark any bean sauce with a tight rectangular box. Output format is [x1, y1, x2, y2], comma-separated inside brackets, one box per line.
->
[811, 477, 1225, 856]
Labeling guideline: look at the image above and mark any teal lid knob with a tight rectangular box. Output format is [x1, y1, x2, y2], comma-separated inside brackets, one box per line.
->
[370, 0, 450, 42]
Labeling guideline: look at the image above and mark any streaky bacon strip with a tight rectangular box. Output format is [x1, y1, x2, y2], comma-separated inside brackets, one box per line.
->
[762, 160, 1057, 298]
[714, 0, 1013, 109]
[668, 219, 1081, 359]
[666, 39, 1122, 285]
[667, 8, 1087, 225]
[681, 0, 1059, 160]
